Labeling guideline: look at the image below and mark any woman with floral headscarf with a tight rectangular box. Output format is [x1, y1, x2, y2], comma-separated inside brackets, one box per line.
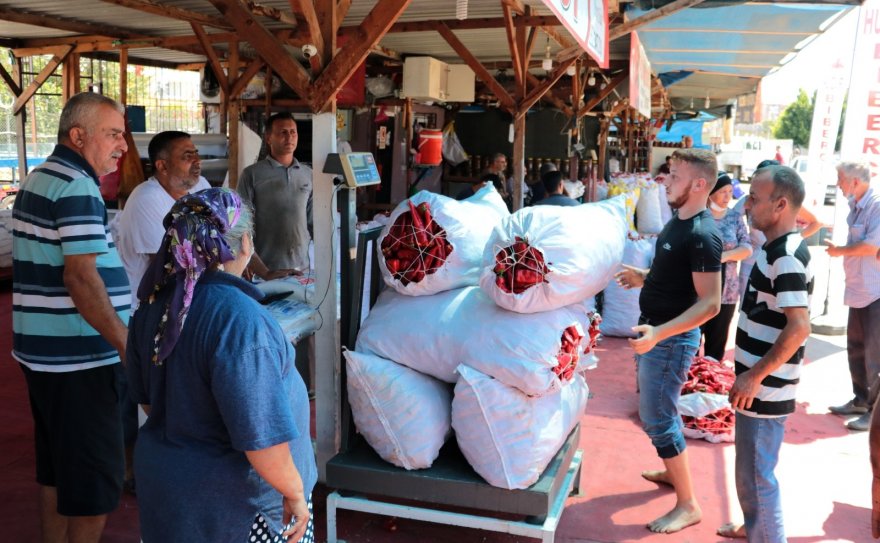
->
[126, 188, 317, 543]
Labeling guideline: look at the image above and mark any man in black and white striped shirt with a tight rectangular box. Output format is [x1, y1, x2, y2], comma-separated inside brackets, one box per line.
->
[718, 165, 813, 542]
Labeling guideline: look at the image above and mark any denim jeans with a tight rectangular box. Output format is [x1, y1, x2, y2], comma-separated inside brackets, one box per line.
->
[636, 327, 700, 458]
[735, 413, 787, 543]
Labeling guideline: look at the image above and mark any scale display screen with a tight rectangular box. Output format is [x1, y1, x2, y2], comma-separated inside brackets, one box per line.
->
[340, 152, 381, 187]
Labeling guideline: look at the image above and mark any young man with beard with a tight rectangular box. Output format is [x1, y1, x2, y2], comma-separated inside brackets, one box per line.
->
[614, 148, 723, 534]
[718, 165, 813, 541]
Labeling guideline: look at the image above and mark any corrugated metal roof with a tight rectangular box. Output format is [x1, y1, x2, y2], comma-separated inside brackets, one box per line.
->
[0, 0, 855, 111]
[630, 2, 852, 107]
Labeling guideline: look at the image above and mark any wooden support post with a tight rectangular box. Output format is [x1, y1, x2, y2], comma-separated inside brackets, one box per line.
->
[62, 52, 80, 101]
[13, 58, 27, 181]
[512, 111, 525, 211]
[227, 39, 240, 189]
[14, 46, 74, 114]
[404, 98, 413, 194]
[119, 48, 128, 106]
[598, 117, 609, 182]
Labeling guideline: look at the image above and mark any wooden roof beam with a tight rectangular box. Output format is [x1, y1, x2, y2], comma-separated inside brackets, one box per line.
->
[229, 58, 267, 98]
[577, 70, 627, 118]
[541, 25, 573, 50]
[519, 55, 577, 116]
[97, 0, 232, 30]
[290, 0, 324, 72]
[191, 23, 229, 96]
[337, 0, 352, 27]
[610, 0, 706, 41]
[0, 62, 22, 96]
[311, 0, 411, 112]
[526, 73, 572, 115]
[501, 3, 523, 93]
[247, 1, 299, 26]
[14, 46, 74, 115]
[206, 0, 313, 101]
[436, 22, 515, 112]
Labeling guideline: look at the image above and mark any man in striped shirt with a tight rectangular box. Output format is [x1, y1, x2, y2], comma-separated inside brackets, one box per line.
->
[12, 92, 130, 542]
[718, 165, 813, 541]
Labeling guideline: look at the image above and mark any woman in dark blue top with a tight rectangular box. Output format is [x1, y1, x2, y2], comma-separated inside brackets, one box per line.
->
[126, 188, 317, 543]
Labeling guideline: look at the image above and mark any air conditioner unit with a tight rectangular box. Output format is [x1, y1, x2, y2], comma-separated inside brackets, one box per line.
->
[401, 57, 474, 103]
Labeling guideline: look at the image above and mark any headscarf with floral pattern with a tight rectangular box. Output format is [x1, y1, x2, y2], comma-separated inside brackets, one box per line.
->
[137, 187, 243, 364]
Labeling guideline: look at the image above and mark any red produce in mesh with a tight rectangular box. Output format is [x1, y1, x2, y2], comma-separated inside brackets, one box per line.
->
[381, 201, 452, 286]
[492, 236, 550, 294]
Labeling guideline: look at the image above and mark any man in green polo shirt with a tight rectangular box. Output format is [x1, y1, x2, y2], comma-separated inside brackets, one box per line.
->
[237, 112, 313, 279]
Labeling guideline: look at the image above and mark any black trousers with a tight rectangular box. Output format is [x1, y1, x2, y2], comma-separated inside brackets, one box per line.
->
[847, 297, 880, 409]
[701, 303, 738, 361]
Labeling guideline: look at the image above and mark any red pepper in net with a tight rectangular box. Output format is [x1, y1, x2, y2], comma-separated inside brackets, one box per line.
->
[553, 325, 583, 383]
[381, 201, 452, 286]
[493, 237, 549, 294]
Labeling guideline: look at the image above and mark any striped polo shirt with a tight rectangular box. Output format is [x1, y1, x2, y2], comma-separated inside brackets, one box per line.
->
[12, 144, 130, 372]
[735, 231, 813, 417]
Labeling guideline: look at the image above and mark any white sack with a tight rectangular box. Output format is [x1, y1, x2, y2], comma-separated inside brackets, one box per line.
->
[658, 184, 673, 225]
[452, 365, 589, 489]
[636, 182, 664, 235]
[379, 185, 508, 296]
[344, 350, 451, 470]
[678, 392, 730, 418]
[356, 286, 593, 396]
[479, 196, 628, 314]
[600, 235, 656, 337]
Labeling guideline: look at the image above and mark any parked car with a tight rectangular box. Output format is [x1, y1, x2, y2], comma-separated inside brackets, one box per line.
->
[790, 156, 836, 205]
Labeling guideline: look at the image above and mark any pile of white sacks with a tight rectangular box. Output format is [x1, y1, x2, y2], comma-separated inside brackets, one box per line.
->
[346, 185, 627, 489]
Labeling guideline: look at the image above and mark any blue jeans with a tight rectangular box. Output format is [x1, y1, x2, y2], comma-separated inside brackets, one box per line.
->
[636, 327, 700, 458]
[735, 413, 787, 543]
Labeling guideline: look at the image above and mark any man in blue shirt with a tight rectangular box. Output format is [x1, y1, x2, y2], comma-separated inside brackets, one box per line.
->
[12, 92, 130, 542]
[534, 171, 580, 207]
[827, 161, 880, 432]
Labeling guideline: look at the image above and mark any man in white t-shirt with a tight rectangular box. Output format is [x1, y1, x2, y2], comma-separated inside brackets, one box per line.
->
[115, 131, 210, 308]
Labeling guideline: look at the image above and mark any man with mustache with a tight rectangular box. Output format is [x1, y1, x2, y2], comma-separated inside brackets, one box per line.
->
[12, 92, 131, 542]
[614, 148, 723, 534]
[115, 131, 211, 310]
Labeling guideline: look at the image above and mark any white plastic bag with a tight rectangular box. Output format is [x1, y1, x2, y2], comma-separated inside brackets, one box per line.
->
[356, 286, 594, 396]
[378, 186, 508, 297]
[479, 196, 627, 314]
[441, 122, 469, 166]
[600, 235, 656, 337]
[452, 365, 589, 489]
[636, 182, 664, 235]
[344, 350, 452, 470]
[678, 392, 730, 418]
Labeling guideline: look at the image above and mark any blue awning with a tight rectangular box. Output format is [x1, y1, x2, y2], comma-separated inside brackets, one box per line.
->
[628, 2, 852, 110]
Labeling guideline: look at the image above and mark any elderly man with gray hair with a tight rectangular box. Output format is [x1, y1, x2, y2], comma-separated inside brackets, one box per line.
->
[12, 92, 130, 542]
[827, 160, 880, 432]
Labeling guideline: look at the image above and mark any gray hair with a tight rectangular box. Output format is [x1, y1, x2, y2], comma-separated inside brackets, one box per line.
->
[224, 200, 254, 257]
[754, 165, 805, 209]
[837, 161, 872, 184]
[57, 92, 124, 142]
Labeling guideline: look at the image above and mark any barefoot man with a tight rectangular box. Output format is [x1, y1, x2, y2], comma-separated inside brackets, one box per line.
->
[718, 165, 813, 541]
[615, 148, 722, 533]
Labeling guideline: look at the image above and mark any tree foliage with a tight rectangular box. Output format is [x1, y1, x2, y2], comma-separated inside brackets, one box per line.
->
[773, 89, 813, 148]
